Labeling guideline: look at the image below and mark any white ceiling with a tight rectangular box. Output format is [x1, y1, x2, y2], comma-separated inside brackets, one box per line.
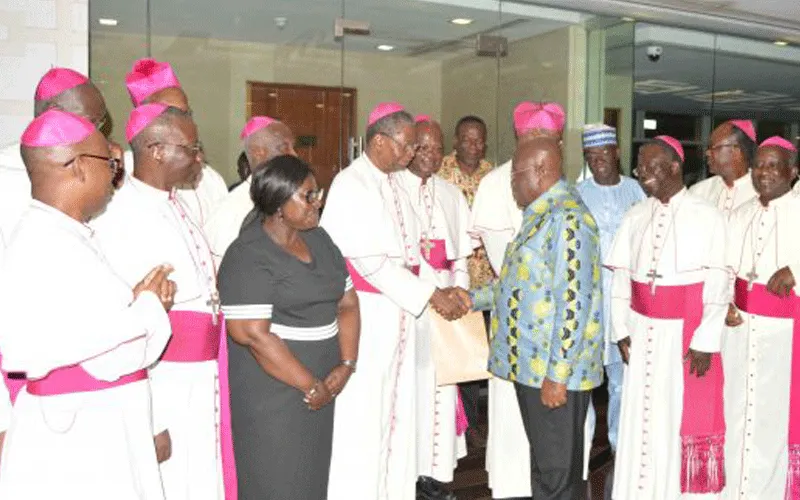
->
[89, 0, 587, 59]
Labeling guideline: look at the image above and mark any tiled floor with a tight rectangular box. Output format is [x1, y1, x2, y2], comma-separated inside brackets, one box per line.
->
[448, 383, 614, 500]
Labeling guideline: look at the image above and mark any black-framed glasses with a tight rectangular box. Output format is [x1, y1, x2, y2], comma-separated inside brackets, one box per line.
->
[148, 141, 203, 156]
[299, 188, 325, 204]
[379, 133, 418, 154]
[63, 154, 123, 186]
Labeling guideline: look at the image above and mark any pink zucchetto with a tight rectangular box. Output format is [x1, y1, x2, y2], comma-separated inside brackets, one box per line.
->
[125, 58, 182, 106]
[34, 68, 90, 101]
[21, 109, 95, 147]
[125, 103, 169, 143]
[240, 116, 276, 140]
[729, 119, 757, 142]
[654, 135, 685, 163]
[759, 136, 797, 153]
[414, 114, 431, 123]
[368, 102, 405, 126]
[514, 102, 566, 136]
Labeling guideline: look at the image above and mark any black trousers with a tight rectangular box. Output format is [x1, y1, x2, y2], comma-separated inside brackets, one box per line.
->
[514, 383, 590, 500]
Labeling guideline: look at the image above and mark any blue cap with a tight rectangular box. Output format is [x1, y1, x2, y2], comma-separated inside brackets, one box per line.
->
[582, 124, 617, 148]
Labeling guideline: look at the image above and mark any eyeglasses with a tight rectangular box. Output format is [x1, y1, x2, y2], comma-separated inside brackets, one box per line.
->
[63, 153, 124, 187]
[148, 141, 203, 156]
[296, 188, 324, 204]
[707, 142, 739, 153]
[379, 133, 418, 154]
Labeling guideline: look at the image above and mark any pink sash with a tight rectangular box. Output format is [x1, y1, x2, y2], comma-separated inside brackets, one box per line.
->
[345, 259, 420, 294]
[630, 280, 726, 494]
[163, 311, 221, 362]
[27, 366, 147, 396]
[423, 239, 454, 271]
[733, 278, 800, 500]
[455, 388, 469, 436]
[164, 311, 236, 500]
[0, 352, 26, 403]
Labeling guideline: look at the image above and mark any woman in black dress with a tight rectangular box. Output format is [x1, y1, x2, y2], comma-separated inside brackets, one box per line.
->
[218, 155, 360, 499]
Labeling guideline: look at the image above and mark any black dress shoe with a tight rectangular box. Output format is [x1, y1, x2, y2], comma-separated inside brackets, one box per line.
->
[417, 476, 458, 500]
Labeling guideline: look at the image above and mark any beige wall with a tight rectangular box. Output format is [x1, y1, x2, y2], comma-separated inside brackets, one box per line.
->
[91, 33, 442, 183]
[440, 26, 587, 179]
[0, 0, 88, 147]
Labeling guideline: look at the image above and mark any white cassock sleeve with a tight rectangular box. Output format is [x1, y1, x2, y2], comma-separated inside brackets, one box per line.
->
[606, 214, 634, 343]
[80, 291, 173, 381]
[453, 189, 473, 290]
[471, 168, 518, 274]
[689, 212, 730, 353]
[0, 239, 172, 380]
[349, 256, 436, 318]
[0, 231, 9, 433]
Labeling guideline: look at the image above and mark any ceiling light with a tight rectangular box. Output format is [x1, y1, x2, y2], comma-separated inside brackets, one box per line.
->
[621, 17, 636, 22]
[376, 44, 394, 51]
[449, 18, 474, 26]
[774, 40, 789, 46]
[98, 18, 118, 26]
[643, 119, 657, 131]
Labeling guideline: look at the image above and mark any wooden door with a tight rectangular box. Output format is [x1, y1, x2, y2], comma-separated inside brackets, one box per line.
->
[247, 82, 356, 202]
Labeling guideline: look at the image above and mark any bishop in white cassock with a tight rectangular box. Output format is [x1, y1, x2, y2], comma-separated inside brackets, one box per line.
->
[0, 67, 110, 240]
[204, 116, 297, 265]
[471, 101, 596, 498]
[397, 118, 471, 495]
[609, 137, 729, 500]
[689, 120, 758, 219]
[92, 104, 234, 500]
[322, 103, 469, 500]
[724, 136, 800, 500]
[0, 110, 174, 499]
[124, 58, 230, 227]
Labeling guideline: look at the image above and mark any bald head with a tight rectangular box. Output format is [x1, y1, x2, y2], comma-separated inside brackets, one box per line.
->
[409, 120, 444, 180]
[511, 137, 563, 208]
[34, 82, 108, 132]
[142, 87, 190, 113]
[244, 121, 296, 174]
[22, 129, 114, 221]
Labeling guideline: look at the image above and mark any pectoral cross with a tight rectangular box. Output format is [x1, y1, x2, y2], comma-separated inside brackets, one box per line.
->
[746, 268, 758, 291]
[420, 237, 434, 260]
[646, 269, 662, 295]
[207, 291, 220, 326]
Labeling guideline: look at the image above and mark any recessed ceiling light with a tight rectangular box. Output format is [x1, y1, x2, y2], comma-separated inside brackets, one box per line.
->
[98, 18, 118, 26]
[643, 119, 657, 131]
[449, 18, 474, 26]
[774, 40, 789, 46]
[376, 44, 394, 51]
[621, 17, 635, 22]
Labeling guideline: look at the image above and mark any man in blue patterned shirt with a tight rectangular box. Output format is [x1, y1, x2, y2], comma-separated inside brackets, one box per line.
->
[471, 137, 604, 499]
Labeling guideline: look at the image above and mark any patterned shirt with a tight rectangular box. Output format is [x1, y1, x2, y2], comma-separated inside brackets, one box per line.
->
[437, 151, 495, 288]
[471, 180, 604, 391]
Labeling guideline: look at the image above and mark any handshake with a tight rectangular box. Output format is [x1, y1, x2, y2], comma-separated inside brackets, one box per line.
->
[429, 287, 473, 321]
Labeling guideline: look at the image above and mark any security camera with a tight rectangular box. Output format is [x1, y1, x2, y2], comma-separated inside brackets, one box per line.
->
[647, 45, 663, 62]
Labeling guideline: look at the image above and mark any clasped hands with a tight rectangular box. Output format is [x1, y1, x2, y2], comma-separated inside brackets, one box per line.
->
[303, 363, 355, 411]
[429, 287, 472, 320]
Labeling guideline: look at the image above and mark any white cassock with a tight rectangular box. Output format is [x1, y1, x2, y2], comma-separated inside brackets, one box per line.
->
[321, 154, 436, 500]
[607, 188, 728, 500]
[0, 143, 34, 238]
[471, 160, 595, 497]
[204, 177, 253, 266]
[689, 174, 757, 220]
[123, 150, 229, 227]
[396, 169, 471, 483]
[724, 191, 800, 499]
[92, 174, 223, 500]
[0, 232, 11, 440]
[0, 201, 171, 499]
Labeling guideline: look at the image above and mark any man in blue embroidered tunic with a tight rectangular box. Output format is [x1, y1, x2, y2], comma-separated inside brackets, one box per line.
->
[576, 124, 645, 455]
[471, 137, 604, 499]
